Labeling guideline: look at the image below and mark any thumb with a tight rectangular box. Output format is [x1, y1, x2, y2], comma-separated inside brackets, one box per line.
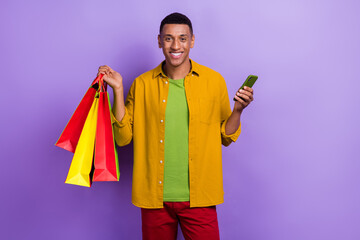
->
[102, 75, 115, 85]
[102, 74, 112, 82]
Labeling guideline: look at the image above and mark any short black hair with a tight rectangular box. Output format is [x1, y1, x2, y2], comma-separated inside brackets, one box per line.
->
[159, 12, 193, 35]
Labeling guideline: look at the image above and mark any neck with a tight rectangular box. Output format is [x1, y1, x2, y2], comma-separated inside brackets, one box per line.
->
[163, 59, 191, 80]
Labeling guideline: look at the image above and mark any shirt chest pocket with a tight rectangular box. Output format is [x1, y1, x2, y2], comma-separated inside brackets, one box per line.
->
[199, 97, 221, 124]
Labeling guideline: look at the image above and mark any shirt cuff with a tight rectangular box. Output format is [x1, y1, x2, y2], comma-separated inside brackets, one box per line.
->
[220, 117, 241, 142]
[111, 109, 130, 128]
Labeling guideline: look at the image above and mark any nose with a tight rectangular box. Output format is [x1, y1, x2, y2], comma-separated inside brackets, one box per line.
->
[171, 39, 180, 50]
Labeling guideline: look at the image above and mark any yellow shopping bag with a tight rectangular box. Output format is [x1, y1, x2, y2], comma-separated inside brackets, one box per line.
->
[65, 96, 99, 187]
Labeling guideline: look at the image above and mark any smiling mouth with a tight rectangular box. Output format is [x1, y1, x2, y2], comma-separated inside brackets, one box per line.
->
[171, 52, 183, 57]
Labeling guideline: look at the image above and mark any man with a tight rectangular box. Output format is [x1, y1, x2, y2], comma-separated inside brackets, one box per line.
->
[98, 12, 254, 240]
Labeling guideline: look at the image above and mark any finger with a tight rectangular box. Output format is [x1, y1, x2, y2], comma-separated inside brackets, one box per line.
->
[243, 86, 254, 93]
[236, 92, 251, 102]
[240, 90, 254, 101]
[99, 65, 112, 70]
[234, 95, 247, 106]
[98, 66, 111, 75]
[240, 94, 251, 103]
[239, 89, 252, 98]
[234, 93, 247, 102]
[101, 65, 114, 73]
[99, 67, 108, 72]
[98, 69, 108, 75]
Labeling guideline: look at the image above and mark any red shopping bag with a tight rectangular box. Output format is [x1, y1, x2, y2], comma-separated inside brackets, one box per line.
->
[55, 75, 103, 153]
[92, 80, 119, 181]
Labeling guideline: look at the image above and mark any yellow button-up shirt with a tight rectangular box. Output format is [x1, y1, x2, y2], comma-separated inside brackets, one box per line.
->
[112, 59, 241, 208]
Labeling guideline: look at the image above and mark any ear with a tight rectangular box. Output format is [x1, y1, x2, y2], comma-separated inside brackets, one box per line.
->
[158, 35, 162, 48]
[190, 34, 195, 48]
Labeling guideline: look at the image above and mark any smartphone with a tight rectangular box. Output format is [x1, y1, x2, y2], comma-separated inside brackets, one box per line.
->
[233, 75, 258, 101]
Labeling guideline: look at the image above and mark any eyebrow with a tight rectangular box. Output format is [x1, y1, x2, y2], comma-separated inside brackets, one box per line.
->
[163, 34, 189, 37]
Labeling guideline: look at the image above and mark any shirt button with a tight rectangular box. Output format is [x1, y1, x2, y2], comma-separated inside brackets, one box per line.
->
[160, 160, 163, 164]
[162, 99, 166, 103]
[159, 181, 162, 184]
[165, 81, 168, 84]
[160, 140, 163, 143]
[160, 119, 164, 123]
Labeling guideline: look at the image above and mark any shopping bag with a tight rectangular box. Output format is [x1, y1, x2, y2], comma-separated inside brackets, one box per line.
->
[109, 96, 121, 180]
[110, 95, 120, 181]
[93, 81, 120, 181]
[65, 96, 99, 187]
[55, 75, 102, 153]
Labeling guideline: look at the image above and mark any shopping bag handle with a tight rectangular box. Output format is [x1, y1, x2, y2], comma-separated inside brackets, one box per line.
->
[99, 78, 108, 93]
[92, 74, 104, 85]
[91, 74, 108, 92]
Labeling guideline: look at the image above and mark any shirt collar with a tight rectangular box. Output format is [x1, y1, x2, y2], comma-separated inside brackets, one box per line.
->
[153, 59, 200, 78]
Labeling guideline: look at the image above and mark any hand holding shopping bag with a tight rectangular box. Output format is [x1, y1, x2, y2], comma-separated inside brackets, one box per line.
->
[56, 74, 120, 187]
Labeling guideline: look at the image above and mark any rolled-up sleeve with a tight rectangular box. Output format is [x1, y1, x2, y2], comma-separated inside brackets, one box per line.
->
[220, 117, 241, 146]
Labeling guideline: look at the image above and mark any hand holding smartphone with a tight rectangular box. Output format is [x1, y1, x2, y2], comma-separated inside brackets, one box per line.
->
[233, 75, 258, 101]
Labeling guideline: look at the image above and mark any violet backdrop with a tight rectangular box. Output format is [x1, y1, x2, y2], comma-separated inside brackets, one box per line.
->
[1, 0, 359, 239]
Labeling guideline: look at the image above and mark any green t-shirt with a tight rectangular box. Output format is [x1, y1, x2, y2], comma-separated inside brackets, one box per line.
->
[163, 78, 190, 202]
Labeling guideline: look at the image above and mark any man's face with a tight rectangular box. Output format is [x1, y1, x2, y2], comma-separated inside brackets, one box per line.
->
[158, 24, 195, 68]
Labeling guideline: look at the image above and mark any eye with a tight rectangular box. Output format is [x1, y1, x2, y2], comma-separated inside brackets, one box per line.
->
[164, 37, 172, 42]
[180, 37, 187, 42]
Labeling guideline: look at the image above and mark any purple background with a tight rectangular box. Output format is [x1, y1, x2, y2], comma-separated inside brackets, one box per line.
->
[1, 0, 359, 239]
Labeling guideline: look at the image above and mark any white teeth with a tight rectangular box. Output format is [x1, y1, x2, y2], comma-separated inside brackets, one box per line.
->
[171, 53, 182, 56]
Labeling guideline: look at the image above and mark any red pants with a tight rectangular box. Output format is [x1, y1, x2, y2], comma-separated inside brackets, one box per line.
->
[141, 202, 220, 240]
